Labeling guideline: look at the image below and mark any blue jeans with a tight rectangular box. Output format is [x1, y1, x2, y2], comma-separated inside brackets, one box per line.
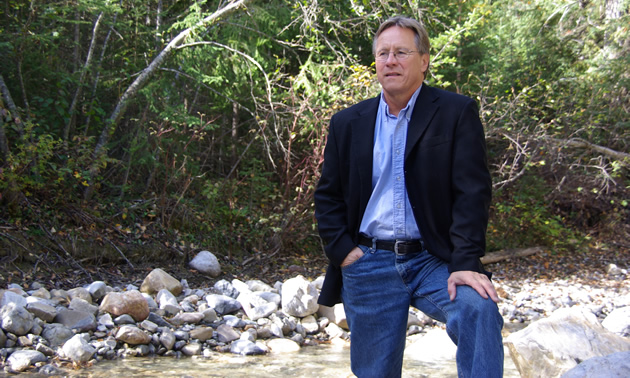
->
[341, 245, 504, 378]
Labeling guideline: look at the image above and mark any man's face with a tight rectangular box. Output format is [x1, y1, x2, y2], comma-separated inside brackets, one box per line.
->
[375, 26, 429, 103]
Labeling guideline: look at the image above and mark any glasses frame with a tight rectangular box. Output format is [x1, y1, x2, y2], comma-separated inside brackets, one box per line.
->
[374, 49, 419, 62]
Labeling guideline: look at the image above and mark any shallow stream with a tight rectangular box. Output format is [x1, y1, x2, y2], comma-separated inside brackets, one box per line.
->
[68, 344, 520, 377]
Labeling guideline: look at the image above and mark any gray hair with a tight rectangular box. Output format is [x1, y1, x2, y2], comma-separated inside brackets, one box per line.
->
[373, 16, 431, 78]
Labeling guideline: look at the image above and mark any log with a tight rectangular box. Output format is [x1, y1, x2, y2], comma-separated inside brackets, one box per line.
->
[481, 246, 543, 264]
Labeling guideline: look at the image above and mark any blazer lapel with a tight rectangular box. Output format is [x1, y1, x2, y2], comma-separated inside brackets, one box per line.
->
[405, 85, 439, 160]
[350, 96, 379, 212]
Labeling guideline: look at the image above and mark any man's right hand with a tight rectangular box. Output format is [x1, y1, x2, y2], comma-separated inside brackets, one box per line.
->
[341, 246, 365, 267]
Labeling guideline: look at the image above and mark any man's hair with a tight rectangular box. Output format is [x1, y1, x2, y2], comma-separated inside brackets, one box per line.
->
[373, 16, 431, 78]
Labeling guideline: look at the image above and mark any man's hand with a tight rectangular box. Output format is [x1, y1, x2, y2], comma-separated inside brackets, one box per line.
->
[447, 270, 500, 303]
[341, 247, 365, 267]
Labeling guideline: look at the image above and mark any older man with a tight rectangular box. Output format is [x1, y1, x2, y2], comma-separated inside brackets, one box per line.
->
[314, 16, 504, 377]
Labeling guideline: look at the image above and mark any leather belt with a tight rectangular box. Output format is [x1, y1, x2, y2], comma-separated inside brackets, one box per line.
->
[358, 234, 425, 254]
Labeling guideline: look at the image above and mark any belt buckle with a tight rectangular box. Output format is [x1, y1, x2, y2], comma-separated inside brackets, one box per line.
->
[394, 240, 405, 255]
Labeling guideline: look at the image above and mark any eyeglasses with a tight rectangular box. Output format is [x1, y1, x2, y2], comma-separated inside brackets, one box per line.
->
[375, 49, 418, 62]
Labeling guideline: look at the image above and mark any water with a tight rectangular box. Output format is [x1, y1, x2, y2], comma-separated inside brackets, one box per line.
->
[67, 344, 520, 377]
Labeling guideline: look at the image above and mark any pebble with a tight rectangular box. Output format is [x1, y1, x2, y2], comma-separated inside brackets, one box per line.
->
[0, 266, 628, 375]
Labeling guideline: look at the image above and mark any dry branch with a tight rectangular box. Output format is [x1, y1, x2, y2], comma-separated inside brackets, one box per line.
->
[481, 246, 544, 264]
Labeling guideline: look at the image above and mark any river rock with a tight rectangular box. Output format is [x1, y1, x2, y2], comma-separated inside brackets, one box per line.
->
[1, 302, 34, 336]
[115, 325, 151, 345]
[29, 287, 51, 300]
[86, 281, 110, 301]
[189, 326, 214, 341]
[54, 308, 97, 332]
[267, 338, 301, 353]
[169, 311, 204, 326]
[62, 334, 96, 363]
[317, 303, 347, 329]
[561, 350, 630, 378]
[238, 292, 277, 321]
[301, 315, 320, 334]
[602, 306, 630, 337]
[213, 279, 240, 298]
[230, 339, 266, 355]
[159, 328, 176, 350]
[6, 350, 47, 373]
[41, 323, 74, 346]
[68, 287, 92, 303]
[506, 307, 630, 377]
[206, 293, 241, 315]
[156, 288, 181, 315]
[26, 301, 57, 322]
[69, 297, 99, 315]
[0, 328, 6, 347]
[217, 324, 240, 343]
[140, 268, 183, 296]
[189, 251, 221, 277]
[100, 290, 150, 321]
[0, 289, 27, 308]
[281, 275, 319, 317]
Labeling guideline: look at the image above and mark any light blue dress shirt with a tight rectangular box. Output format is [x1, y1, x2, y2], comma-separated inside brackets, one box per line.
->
[359, 86, 423, 241]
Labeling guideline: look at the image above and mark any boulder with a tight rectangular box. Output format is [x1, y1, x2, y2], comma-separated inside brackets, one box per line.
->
[561, 351, 630, 378]
[506, 307, 630, 377]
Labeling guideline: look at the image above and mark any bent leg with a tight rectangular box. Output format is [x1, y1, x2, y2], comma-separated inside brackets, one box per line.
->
[408, 256, 504, 378]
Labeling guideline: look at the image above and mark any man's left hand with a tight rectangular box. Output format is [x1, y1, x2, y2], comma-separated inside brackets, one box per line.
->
[447, 271, 500, 303]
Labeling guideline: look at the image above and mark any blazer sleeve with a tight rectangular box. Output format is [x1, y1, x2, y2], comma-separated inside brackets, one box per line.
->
[448, 97, 492, 273]
[313, 115, 357, 268]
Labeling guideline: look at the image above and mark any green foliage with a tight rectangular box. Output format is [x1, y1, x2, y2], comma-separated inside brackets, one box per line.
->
[1, 0, 628, 265]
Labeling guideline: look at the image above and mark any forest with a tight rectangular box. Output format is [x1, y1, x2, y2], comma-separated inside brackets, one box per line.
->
[0, 0, 628, 279]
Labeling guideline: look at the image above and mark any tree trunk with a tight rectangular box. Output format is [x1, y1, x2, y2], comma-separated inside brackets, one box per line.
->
[85, 0, 250, 199]
[64, 12, 104, 143]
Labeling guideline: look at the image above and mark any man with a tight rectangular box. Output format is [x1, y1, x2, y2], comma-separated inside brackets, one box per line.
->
[314, 16, 504, 377]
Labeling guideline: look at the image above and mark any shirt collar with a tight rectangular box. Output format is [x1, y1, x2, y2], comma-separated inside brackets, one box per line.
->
[379, 85, 423, 121]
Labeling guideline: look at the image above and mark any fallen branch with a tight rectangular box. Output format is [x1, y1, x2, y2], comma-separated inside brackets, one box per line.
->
[481, 246, 544, 264]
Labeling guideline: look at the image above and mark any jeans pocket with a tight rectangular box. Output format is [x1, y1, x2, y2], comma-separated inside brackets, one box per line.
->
[340, 244, 370, 271]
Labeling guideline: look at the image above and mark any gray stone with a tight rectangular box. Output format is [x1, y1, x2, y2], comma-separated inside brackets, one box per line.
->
[216, 324, 240, 343]
[0, 290, 27, 308]
[6, 349, 47, 373]
[41, 323, 74, 346]
[156, 288, 181, 316]
[54, 308, 97, 332]
[267, 338, 301, 353]
[26, 301, 57, 322]
[1, 302, 34, 335]
[189, 251, 221, 277]
[159, 328, 176, 350]
[230, 339, 266, 355]
[86, 281, 109, 301]
[561, 351, 630, 378]
[213, 279, 239, 298]
[62, 334, 96, 363]
[69, 297, 99, 315]
[205, 294, 241, 315]
[68, 287, 92, 303]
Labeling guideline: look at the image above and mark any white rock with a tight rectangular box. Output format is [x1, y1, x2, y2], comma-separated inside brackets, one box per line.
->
[189, 251, 221, 277]
[281, 275, 319, 317]
[62, 334, 96, 363]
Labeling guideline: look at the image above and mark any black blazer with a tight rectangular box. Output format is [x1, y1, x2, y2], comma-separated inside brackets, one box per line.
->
[314, 84, 492, 306]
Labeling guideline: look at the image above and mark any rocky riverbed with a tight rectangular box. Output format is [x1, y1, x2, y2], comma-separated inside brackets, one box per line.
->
[1, 248, 629, 376]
